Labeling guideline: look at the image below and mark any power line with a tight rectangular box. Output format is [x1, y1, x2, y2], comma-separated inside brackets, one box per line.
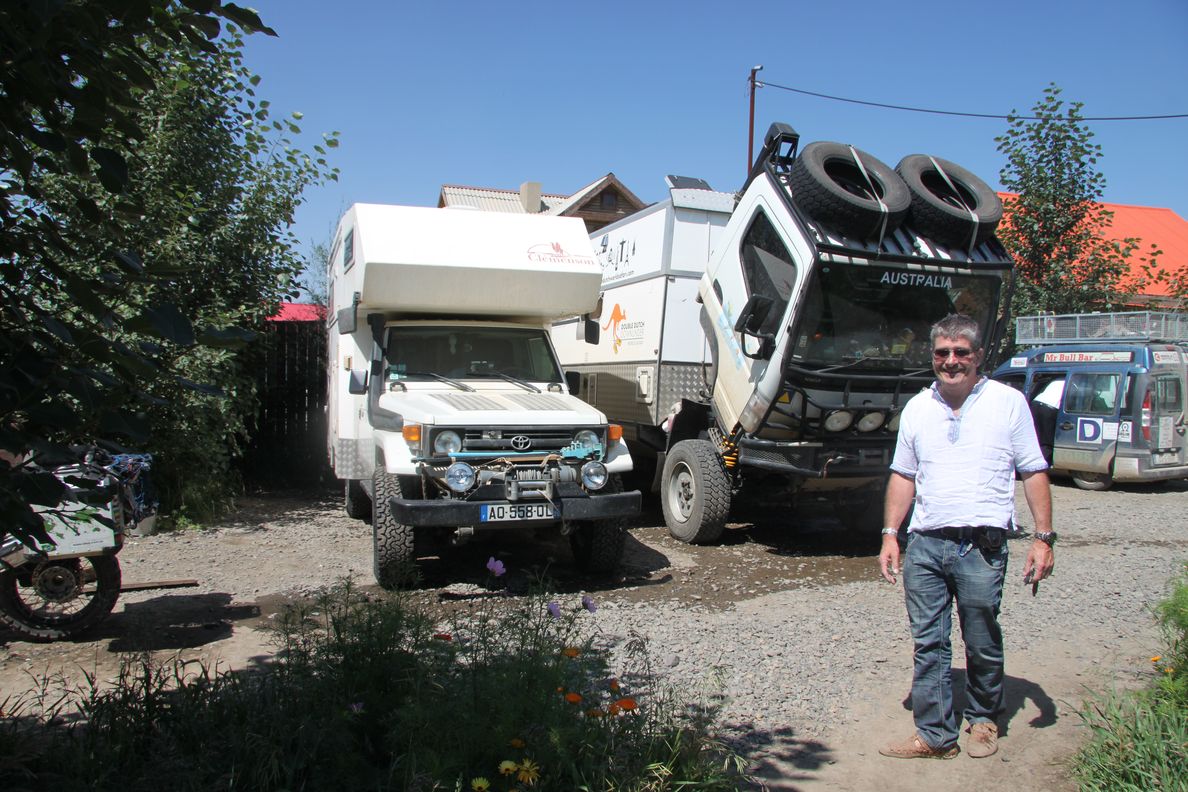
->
[757, 81, 1188, 122]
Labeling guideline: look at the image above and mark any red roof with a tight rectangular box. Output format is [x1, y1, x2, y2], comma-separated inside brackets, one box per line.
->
[268, 302, 326, 322]
[1000, 194, 1188, 298]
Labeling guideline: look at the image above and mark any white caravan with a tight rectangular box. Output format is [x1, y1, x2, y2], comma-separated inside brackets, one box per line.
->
[327, 204, 637, 586]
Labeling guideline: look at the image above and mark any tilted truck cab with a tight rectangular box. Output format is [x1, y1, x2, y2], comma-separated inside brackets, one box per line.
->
[554, 122, 1014, 542]
[328, 204, 639, 586]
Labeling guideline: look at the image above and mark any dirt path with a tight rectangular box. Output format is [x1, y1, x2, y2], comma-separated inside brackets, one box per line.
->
[2, 480, 1184, 790]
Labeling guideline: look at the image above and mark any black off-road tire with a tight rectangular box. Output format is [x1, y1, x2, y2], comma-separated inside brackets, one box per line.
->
[372, 469, 416, 588]
[788, 141, 910, 240]
[661, 439, 731, 544]
[344, 479, 371, 521]
[1071, 470, 1112, 491]
[895, 154, 1002, 249]
[0, 555, 121, 642]
[569, 475, 627, 574]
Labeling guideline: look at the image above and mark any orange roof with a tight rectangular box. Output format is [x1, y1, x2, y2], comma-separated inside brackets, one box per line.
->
[268, 302, 326, 322]
[1000, 193, 1188, 297]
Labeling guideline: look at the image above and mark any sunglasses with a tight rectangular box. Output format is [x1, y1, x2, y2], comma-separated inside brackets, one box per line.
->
[932, 347, 975, 360]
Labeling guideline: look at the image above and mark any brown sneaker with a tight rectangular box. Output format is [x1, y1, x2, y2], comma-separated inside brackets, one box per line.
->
[966, 722, 999, 758]
[879, 733, 959, 759]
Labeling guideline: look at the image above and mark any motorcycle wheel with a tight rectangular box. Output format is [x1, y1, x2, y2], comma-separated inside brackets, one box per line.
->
[0, 555, 121, 642]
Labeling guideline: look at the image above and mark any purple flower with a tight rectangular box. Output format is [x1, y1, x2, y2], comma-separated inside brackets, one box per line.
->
[486, 557, 506, 577]
[547, 601, 561, 618]
[348, 702, 365, 714]
[581, 594, 597, 613]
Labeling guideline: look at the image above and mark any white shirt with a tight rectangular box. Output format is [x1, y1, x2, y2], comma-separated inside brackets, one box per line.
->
[891, 377, 1048, 532]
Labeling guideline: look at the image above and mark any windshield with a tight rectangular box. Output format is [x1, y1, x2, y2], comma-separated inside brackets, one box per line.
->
[789, 264, 1002, 370]
[385, 326, 562, 383]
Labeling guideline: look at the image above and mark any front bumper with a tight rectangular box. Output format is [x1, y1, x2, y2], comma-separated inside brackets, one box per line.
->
[389, 490, 641, 527]
[737, 436, 892, 477]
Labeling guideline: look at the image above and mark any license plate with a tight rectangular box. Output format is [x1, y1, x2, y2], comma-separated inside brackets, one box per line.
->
[480, 502, 558, 522]
[1152, 452, 1179, 466]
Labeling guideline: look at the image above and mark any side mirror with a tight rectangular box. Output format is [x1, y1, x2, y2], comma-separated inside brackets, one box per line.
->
[565, 370, 581, 395]
[347, 369, 368, 395]
[734, 294, 776, 360]
[583, 318, 600, 345]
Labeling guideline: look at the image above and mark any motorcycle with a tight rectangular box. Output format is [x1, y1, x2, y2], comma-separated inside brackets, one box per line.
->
[0, 452, 156, 641]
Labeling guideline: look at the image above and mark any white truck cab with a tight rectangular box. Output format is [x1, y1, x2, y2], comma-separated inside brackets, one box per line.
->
[328, 204, 638, 586]
[555, 122, 1013, 542]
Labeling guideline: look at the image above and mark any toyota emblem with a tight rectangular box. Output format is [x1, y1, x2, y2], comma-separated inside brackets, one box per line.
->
[510, 435, 532, 451]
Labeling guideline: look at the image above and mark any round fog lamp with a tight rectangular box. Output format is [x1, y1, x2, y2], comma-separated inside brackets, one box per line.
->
[856, 411, 885, 432]
[445, 462, 476, 493]
[581, 461, 609, 490]
[574, 429, 599, 448]
[433, 430, 462, 455]
[886, 411, 902, 432]
[823, 410, 854, 432]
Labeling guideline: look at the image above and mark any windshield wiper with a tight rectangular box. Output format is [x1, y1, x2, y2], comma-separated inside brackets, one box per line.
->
[466, 368, 541, 393]
[398, 371, 475, 392]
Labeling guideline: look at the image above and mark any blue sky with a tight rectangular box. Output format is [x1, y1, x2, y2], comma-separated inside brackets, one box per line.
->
[240, 0, 1188, 259]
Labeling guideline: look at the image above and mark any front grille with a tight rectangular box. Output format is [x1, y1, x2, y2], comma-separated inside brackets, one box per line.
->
[461, 427, 577, 453]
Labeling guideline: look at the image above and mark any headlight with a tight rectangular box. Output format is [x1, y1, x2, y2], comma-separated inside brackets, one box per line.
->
[581, 461, 608, 490]
[887, 411, 902, 432]
[445, 462, 476, 493]
[433, 430, 462, 455]
[856, 411, 885, 432]
[823, 410, 854, 432]
[574, 429, 600, 448]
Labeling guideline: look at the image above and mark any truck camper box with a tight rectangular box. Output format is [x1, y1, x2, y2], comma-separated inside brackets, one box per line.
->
[334, 203, 602, 321]
[326, 203, 637, 587]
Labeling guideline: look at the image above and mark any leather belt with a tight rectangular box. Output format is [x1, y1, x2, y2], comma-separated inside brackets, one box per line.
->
[919, 526, 1001, 540]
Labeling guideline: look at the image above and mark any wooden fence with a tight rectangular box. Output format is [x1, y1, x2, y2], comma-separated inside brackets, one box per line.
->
[242, 314, 329, 489]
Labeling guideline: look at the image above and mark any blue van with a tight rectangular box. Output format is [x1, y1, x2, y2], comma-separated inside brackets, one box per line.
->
[992, 312, 1187, 490]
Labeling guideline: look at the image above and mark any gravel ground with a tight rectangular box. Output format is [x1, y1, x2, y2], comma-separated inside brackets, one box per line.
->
[3, 477, 1186, 790]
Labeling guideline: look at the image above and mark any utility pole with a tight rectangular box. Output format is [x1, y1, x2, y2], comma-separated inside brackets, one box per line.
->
[747, 65, 763, 178]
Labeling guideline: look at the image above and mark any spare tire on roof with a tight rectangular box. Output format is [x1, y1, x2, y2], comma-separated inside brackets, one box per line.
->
[895, 154, 1002, 249]
[787, 141, 910, 241]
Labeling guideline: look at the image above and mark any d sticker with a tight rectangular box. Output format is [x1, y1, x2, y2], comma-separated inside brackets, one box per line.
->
[1077, 418, 1104, 445]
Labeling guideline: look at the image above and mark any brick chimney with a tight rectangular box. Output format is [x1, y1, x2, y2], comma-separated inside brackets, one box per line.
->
[519, 181, 542, 213]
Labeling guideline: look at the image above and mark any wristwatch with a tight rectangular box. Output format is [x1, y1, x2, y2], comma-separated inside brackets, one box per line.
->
[1033, 530, 1057, 546]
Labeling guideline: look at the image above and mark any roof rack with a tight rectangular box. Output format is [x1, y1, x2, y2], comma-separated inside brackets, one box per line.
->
[1016, 311, 1188, 345]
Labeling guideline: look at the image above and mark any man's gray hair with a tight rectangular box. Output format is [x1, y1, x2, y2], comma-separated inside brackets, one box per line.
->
[930, 314, 982, 348]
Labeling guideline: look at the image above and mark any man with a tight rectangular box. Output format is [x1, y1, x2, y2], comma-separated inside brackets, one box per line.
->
[878, 313, 1055, 760]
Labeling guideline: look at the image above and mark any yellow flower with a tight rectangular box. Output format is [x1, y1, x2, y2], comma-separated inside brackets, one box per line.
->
[509, 737, 526, 749]
[498, 760, 517, 776]
[561, 646, 580, 658]
[1151, 655, 1162, 663]
[471, 778, 491, 792]
[517, 757, 541, 785]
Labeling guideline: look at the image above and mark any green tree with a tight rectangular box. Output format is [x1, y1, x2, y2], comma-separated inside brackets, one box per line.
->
[995, 84, 1151, 326]
[0, 2, 334, 541]
[32, 27, 339, 517]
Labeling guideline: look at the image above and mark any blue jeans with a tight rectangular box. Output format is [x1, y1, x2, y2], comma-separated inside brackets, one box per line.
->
[903, 532, 1008, 749]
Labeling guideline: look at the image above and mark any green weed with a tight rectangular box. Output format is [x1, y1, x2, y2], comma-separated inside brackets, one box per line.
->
[0, 568, 747, 791]
[1072, 562, 1188, 792]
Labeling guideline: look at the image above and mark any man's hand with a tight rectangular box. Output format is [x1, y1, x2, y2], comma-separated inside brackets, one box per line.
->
[1022, 540, 1055, 586]
[879, 534, 901, 584]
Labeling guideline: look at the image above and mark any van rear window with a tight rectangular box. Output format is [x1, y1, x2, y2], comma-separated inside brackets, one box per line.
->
[1157, 377, 1183, 413]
